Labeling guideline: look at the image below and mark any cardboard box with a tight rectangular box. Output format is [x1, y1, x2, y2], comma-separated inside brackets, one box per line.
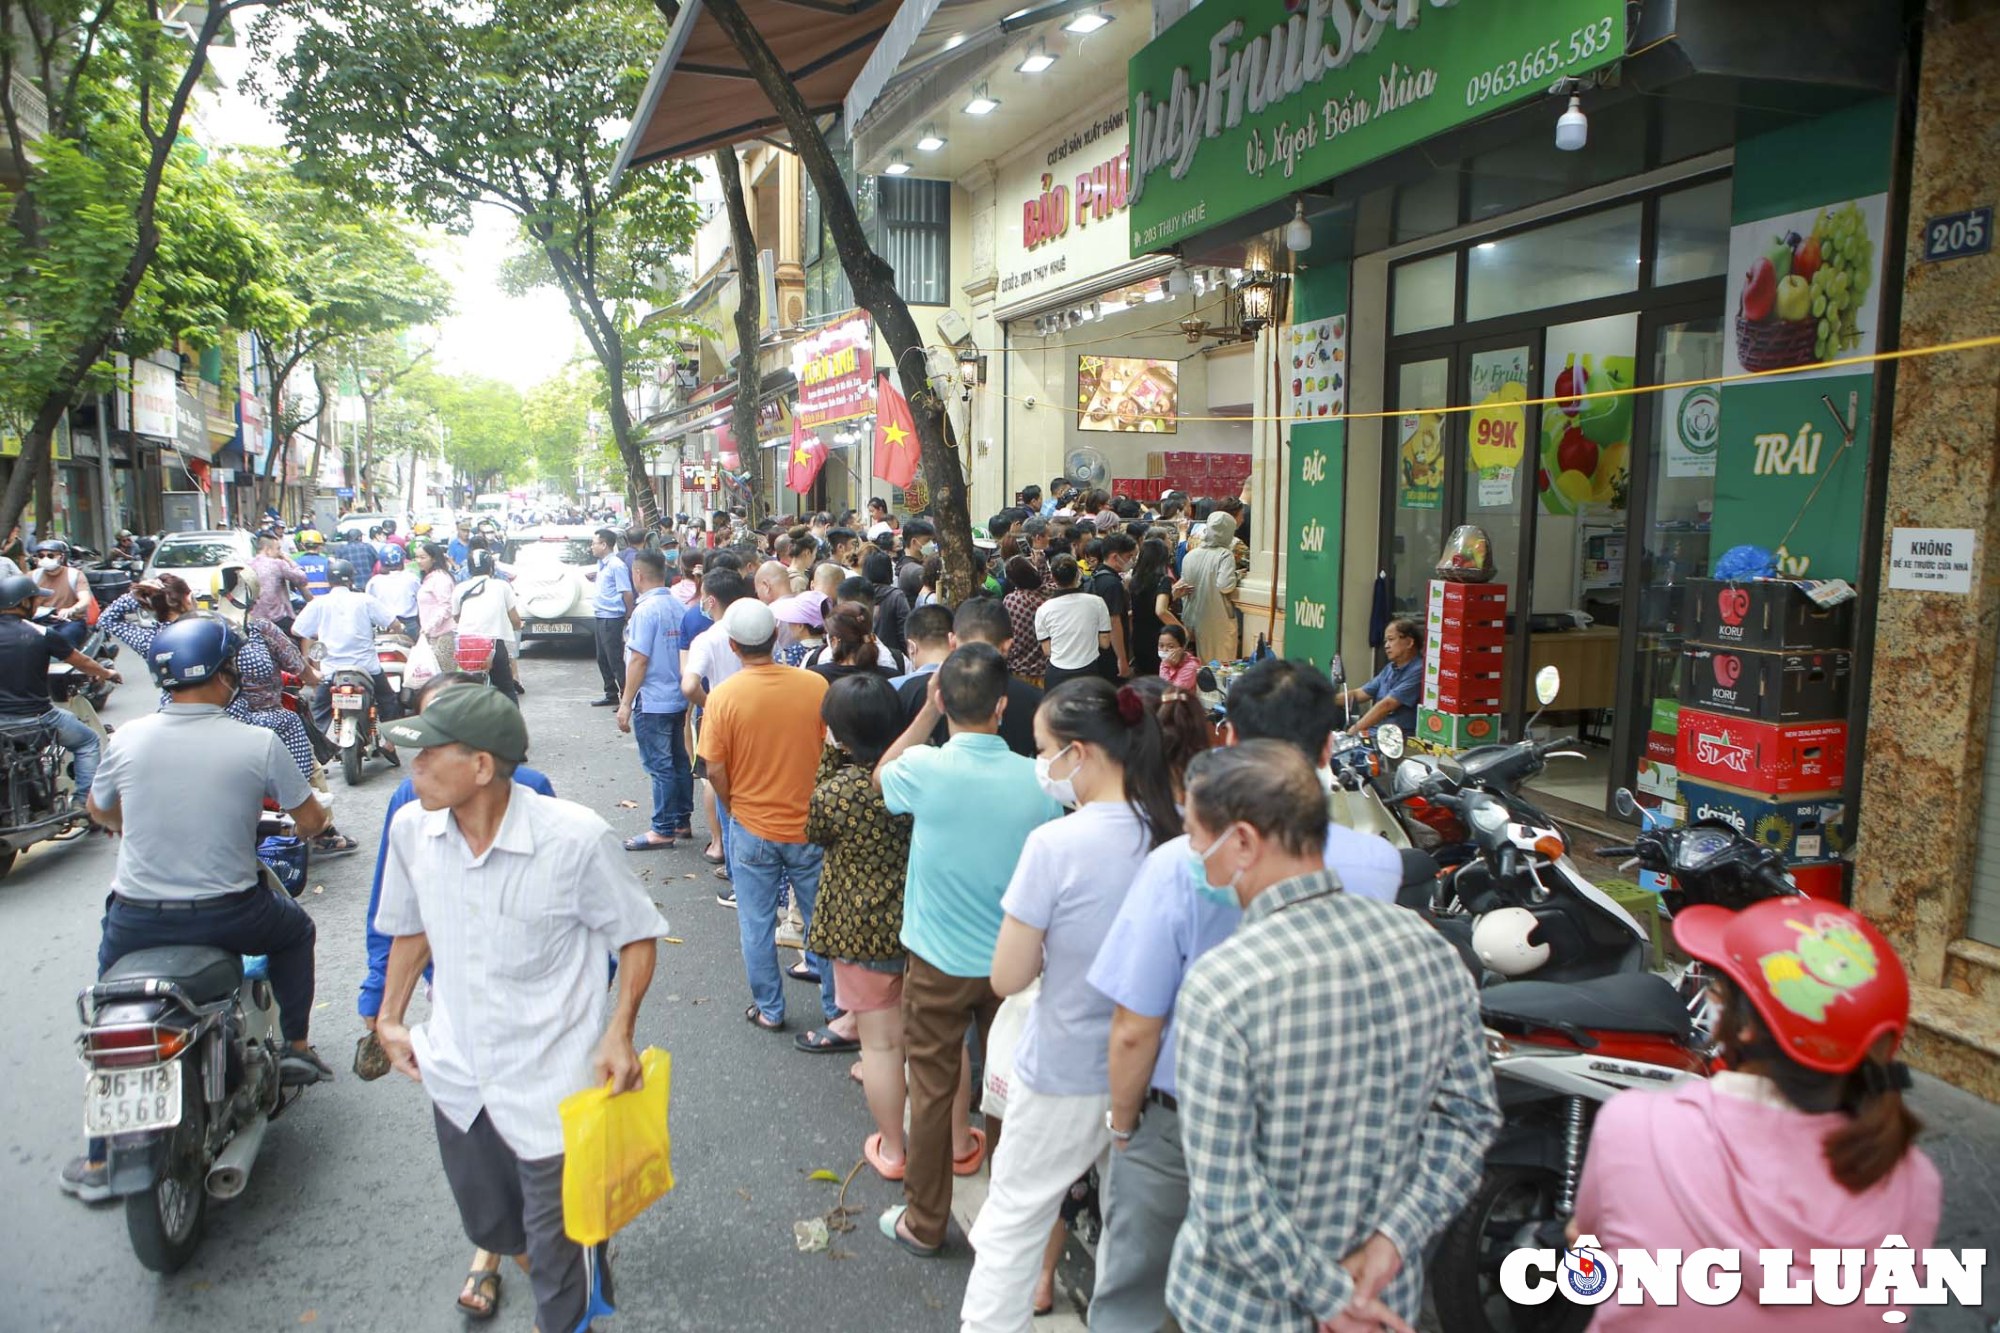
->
[1676, 708, 1848, 795]
[1429, 640, 1506, 672]
[1636, 758, 1680, 799]
[1679, 645, 1852, 723]
[1429, 615, 1507, 648]
[1687, 578, 1854, 651]
[1651, 698, 1680, 735]
[1645, 730, 1677, 764]
[1786, 859, 1852, 903]
[1416, 708, 1502, 750]
[1427, 684, 1506, 712]
[1675, 778, 1849, 860]
[1429, 580, 1509, 610]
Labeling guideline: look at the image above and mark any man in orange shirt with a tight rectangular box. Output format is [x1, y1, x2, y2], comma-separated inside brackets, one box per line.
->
[697, 597, 837, 1031]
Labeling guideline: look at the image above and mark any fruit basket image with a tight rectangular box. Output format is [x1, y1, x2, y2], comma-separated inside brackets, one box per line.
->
[1734, 312, 1818, 372]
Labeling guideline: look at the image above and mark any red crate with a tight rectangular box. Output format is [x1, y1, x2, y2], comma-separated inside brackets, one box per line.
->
[1430, 582, 1510, 610]
[1430, 613, 1507, 647]
[1429, 640, 1504, 671]
[1675, 708, 1848, 796]
[1429, 685, 1505, 711]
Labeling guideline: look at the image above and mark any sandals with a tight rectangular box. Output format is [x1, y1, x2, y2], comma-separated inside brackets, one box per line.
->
[793, 1025, 858, 1054]
[703, 846, 726, 865]
[863, 1132, 906, 1181]
[877, 1205, 940, 1258]
[457, 1268, 502, 1320]
[952, 1127, 988, 1177]
[623, 833, 675, 851]
[743, 1004, 786, 1033]
[312, 832, 360, 857]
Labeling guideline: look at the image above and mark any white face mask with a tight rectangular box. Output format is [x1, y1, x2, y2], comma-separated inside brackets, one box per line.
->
[1034, 742, 1080, 808]
[38, 557, 60, 571]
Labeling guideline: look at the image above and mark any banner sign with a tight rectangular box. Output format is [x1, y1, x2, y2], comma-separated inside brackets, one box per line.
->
[998, 103, 1134, 311]
[131, 357, 177, 440]
[1127, 0, 1624, 253]
[791, 311, 875, 430]
[176, 388, 207, 454]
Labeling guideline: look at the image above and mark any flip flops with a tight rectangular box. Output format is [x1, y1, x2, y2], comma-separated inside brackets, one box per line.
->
[793, 1025, 857, 1054]
[744, 1004, 786, 1033]
[623, 833, 674, 851]
[877, 1205, 939, 1257]
[457, 1268, 502, 1320]
[863, 1132, 906, 1181]
[952, 1127, 988, 1177]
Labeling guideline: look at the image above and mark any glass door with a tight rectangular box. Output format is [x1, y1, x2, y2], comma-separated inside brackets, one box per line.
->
[1386, 356, 1453, 620]
[1460, 338, 1538, 730]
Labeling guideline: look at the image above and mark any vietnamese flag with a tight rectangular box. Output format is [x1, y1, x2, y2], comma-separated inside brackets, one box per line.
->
[786, 414, 827, 493]
[873, 371, 920, 489]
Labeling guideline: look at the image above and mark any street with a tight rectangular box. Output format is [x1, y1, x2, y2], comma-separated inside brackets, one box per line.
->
[0, 640, 987, 1333]
[2, 639, 1999, 1333]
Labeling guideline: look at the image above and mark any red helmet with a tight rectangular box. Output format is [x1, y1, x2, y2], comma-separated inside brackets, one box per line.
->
[1673, 899, 1907, 1074]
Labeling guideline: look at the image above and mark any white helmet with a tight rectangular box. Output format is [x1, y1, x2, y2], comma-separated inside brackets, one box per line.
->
[1473, 907, 1551, 977]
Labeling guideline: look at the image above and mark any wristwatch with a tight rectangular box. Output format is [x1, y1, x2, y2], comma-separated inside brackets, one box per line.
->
[1105, 1110, 1136, 1142]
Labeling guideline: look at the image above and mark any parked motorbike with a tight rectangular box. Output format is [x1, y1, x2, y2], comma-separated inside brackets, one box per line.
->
[1425, 786, 1803, 1333]
[75, 820, 315, 1272]
[75, 545, 144, 610]
[1325, 728, 1413, 849]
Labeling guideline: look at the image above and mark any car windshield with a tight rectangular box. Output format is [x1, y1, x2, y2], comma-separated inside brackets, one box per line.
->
[517, 538, 594, 567]
[152, 538, 244, 569]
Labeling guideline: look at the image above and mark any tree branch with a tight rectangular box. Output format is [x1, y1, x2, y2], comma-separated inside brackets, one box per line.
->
[713, 145, 767, 524]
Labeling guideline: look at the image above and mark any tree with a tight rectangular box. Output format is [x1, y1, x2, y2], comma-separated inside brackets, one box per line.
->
[522, 362, 609, 497]
[0, 0, 293, 536]
[407, 372, 531, 490]
[713, 148, 767, 525]
[231, 150, 451, 516]
[342, 331, 435, 507]
[267, 0, 704, 528]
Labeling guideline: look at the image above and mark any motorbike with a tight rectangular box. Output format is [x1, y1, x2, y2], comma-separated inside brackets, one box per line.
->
[75, 544, 145, 610]
[1425, 784, 1804, 1333]
[309, 642, 392, 787]
[376, 631, 414, 709]
[75, 814, 314, 1273]
[1325, 729, 1413, 849]
[0, 679, 99, 880]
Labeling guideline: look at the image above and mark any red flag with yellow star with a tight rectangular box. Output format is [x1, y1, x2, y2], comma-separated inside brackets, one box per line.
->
[873, 371, 919, 489]
[785, 414, 827, 493]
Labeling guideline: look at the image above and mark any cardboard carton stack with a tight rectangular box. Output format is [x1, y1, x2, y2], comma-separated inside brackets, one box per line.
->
[1417, 580, 1506, 751]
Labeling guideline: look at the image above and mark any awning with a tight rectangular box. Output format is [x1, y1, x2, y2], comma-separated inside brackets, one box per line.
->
[610, 0, 897, 187]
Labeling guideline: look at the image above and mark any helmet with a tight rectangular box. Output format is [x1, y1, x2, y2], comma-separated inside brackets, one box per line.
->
[1472, 907, 1551, 977]
[340, 528, 363, 543]
[297, 529, 324, 549]
[380, 546, 405, 570]
[33, 538, 69, 559]
[116, 529, 134, 540]
[212, 562, 257, 608]
[0, 575, 53, 611]
[327, 558, 356, 587]
[411, 521, 433, 536]
[148, 615, 243, 689]
[1673, 899, 1908, 1075]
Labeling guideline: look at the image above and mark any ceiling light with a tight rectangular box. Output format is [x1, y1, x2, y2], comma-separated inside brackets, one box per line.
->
[1285, 199, 1312, 253]
[965, 83, 1000, 115]
[1100, 299, 1128, 315]
[1475, 241, 1497, 252]
[915, 125, 946, 152]
[1143, 287, 1166, 303]
[1017, 42, 1056, 74]
[1555, 94, 1587, 151]
[942, 32, 967, 50]
[885, 153, 911, 175]
[1064, 9, 1111, 33]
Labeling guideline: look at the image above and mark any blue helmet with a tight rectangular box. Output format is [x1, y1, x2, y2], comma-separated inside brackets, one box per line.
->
[148, 615, 243, 689]
[380, 545, 405, 570]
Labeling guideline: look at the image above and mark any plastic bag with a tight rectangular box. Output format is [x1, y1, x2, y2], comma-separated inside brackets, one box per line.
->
[257, 835, 310, 899]
[980, 980, 1040, 1121]
[1434, 525, 1496, 582]
[559, 1047, 674, 1245]
[455, 634, 496, 672]
[405, 634, 441, 688]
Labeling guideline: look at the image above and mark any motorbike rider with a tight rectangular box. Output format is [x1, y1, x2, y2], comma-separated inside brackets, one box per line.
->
[293, 558, 404, 744]
[332, 527, 380, 582]
[111, 529, 142, 563]
[62, 616, 331, 1203]
[366, 545, 420, 621]
[1338, 616, 1422, 738]
[294, 529, 333, 599]
[0, 576, 120, 809]
[31, 539, 96, 651]
[1567, 898, 1940, 1329]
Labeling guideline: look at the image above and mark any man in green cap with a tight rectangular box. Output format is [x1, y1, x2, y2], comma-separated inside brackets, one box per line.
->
[372, 685, 669, 1333]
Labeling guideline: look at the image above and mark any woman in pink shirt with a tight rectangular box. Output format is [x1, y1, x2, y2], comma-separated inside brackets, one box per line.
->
[414, 541, 457, 666]
[1569, 899, 1940, 1330]
[1157, 624, 1199, 691]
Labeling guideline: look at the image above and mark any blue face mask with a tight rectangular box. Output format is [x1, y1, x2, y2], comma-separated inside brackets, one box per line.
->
[1187, 828, 1242, 910]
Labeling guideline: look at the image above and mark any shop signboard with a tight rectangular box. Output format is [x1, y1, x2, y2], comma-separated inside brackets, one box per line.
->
[997, 106, 1133, 311]
[1126, 0, 1624, 254]
[791, 311, 874, 430]
[131, 357, 177, 440]
[176, 388, 207, 455]
[1285, 261, 1349, 671]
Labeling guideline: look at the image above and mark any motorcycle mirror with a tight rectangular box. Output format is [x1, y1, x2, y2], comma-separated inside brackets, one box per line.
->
[1534, 665, 1561, 707]
[1613, 787, 1639, 819]
[1375, 723, 1404, 760]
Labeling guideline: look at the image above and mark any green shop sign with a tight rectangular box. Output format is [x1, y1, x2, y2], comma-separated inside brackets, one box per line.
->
[1128, 0, 1625, 254]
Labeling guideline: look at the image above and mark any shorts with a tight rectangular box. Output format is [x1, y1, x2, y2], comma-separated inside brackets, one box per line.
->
[832, 957, 906, 1014]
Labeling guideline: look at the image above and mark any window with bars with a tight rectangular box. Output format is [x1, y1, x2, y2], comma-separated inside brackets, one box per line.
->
[880, 177, 950, 305]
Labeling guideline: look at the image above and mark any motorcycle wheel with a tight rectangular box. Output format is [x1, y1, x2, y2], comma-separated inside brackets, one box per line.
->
[125, 1085, 207, 1274]
[1431, 1166, 1591, 1333]
[341, 739, 364, 787]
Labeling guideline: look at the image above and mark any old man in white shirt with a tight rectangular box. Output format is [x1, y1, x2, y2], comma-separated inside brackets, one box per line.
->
[373, 685, 669, 1333]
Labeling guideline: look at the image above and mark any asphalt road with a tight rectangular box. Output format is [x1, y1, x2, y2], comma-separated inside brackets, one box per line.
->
[0, 637, 979, 1333]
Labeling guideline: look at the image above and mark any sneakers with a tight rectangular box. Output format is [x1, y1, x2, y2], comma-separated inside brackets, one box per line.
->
[776, 920, 806, 950]
[591, 697, 618, 707]
[58, 1156, 110, 1203]
[716, 889, 737, 909]
[279, 1046, 335, 1086]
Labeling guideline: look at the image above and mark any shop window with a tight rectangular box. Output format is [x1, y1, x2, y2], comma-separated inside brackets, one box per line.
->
[1465, 203, 1641, 323]
[880, 177, 950, 306]
[1653, 180, 1731, 286]
[1466, 98, 1648, 225]
[1392, 253, 1456, 334]
[1393, 171, 1461, 245]
[1389, 356, 1451, 614]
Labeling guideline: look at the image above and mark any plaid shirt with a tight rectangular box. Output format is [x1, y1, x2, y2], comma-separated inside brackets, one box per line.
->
[1168, 870, 1499, 1332]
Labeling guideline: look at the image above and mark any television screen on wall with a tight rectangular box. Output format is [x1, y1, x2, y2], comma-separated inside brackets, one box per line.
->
[1078, 355, 1178, 433]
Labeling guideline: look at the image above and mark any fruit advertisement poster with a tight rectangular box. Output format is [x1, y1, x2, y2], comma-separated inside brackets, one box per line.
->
[1397, 413, 1444, 511]
[1467, 347, 1529, 510]
[1723, 193, 1888, 382]
[1538, 315, 1634, 516]
[1288, 316, 1346, 421]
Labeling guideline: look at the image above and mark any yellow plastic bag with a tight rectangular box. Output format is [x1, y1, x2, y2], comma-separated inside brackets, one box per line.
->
[559, 1047, 675, 1244]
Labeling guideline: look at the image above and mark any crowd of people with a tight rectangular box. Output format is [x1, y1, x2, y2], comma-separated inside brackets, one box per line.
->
[37, 478, 1947, 1333]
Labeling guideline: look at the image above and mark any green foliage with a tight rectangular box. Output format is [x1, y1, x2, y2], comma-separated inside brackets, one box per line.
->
[404, 370, 530, 485]
[522, 361, 611, 493]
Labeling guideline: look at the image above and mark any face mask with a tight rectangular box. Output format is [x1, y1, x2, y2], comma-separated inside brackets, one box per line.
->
[1187, 827, 1244, 909]
[1034, 743, 1080, 807]
[38, 557, 59, 571]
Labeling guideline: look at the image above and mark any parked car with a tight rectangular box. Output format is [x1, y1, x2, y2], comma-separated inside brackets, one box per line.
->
[512, 527, 598, 640]
[141, 530, 255, 599]
[336, 511, 409, 539]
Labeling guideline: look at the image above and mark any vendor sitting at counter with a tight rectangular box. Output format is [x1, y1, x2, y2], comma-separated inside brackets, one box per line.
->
[1341, 617, 1423, 736]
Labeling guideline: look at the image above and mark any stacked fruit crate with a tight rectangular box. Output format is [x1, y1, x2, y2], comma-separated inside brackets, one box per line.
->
[1416, 580, 1507, 751]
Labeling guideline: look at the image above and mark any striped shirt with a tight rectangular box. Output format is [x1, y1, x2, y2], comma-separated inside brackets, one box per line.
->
[1168, 870, 1500, 1332]
[373, 787, 670, 1159]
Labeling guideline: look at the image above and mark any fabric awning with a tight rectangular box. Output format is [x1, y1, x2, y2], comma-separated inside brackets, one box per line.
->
[610, 0, 896, 185]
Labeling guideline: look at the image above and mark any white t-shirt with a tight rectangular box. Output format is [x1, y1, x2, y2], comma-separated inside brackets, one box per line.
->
[1035, 592, 1111, 669]
[866, 520, 894, 540]
[685, 619, 744, 693]
[452, 576, 519, 645]
[294, 586, 396, 672]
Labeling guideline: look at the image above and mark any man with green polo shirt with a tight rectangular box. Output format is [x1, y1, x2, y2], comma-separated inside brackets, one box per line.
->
[870, 642, 1061, 1256]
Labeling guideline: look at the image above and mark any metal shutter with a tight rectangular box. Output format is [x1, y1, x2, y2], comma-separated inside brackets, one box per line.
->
[1970, 642, 2000, 946]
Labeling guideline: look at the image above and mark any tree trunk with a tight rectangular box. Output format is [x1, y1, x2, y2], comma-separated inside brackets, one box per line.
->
[602, 381, 660, 528]
[713, 146, 768, 527]
[702, 0, 976, 599]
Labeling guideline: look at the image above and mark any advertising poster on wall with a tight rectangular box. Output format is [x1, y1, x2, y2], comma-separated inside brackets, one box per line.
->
[1467, 346, 1528, 510]
[1663, 385, 1721, 478]
[1077, 355, 1177, 433]
[1397, 413, 1444, 510]
[1287, 315, 1346, 420]
[1285, 262, 1350, 671]
[792, 311, 874, 429]
[1537, 314, 1635, 515]
[1723, 193, 1887, 382]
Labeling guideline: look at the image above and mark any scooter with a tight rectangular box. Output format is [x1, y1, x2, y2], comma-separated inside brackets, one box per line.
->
[309, 643, 391, 787]
[1424, 789, 1803, 1333]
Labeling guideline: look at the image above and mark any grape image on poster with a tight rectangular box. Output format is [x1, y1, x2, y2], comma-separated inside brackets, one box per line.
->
[1723, 193, 1887, 382]
[1288, 316, 1347, 421]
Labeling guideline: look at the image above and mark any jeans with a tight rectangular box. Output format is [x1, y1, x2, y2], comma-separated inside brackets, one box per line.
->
[593, 616, 626, 698]
[726, 816, 834, 1024]
[631, 709, 692, 836]
[40, 706, 100, 796]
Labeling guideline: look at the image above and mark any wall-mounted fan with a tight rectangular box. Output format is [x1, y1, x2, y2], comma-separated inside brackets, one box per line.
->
[1066, 446, 1109, 487]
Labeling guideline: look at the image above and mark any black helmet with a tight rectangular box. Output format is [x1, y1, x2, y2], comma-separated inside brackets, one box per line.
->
[0, 575, 53, 611]
[148, 615, 243, 689]
[327, 558, 356, 587]
[467, 549, 496, 576]
[33, 538, 68, 558]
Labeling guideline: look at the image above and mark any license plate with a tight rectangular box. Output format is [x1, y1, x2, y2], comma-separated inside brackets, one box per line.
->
[84, 1061, 182, 1136]
[533, 621, 573, 634]
[331, 692, 365, 711]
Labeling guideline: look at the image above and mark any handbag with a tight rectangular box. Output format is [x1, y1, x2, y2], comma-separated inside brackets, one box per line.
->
[980, 978, 1041, 1121]
[405, 633, 441, 688]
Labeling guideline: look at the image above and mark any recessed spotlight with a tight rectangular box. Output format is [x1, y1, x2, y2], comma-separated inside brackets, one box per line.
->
[1017, 42, 1056, 74]
[965, 83, 1000, 115]
[942, 32, 966, 50]
[915, 124, 946, 152]
[885, 154, 911, 176]
[1064, 9, 1111, 33]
